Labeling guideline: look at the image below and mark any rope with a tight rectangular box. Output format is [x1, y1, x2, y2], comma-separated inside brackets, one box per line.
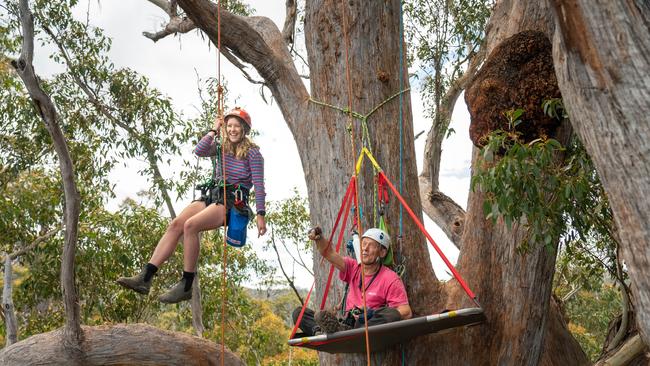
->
[216, 2, 228, 365]
[398, 0, 405, 239]
[378, 169, 479, 305]
[289, 177, 356, 340]
[320, 178, 355, 310]
[337, 1, 371, 363]
[308, 87, 409, 124]
[355, 148, 480, 304]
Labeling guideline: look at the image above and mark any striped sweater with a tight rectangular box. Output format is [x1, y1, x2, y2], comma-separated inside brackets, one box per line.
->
[194, 133, 266, 213]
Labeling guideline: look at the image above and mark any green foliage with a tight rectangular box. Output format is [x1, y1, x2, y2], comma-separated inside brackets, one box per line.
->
[405, 0, 493, 129]
[471, 100, 615, 255]
[266, 190, 312, 253]
[564, 285, 621, 362]
[554, 246, 623, 361]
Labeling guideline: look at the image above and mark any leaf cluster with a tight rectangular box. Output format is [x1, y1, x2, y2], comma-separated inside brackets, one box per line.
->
[471, 99, 616, 261]
[405, 0, 493, 127]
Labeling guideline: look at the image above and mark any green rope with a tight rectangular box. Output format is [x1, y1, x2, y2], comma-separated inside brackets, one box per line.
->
[311, 87, 410, 176]
[308, 87, 410, 123]
[361, 119, 374, 151]
[309, 98, 365, 120]
[365, 88, 410, 122]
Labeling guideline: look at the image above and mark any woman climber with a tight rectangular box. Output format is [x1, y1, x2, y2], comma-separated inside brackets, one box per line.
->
[117, 107, 267, 303]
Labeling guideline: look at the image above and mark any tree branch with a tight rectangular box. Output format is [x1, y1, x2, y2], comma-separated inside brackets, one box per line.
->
[420, 42, 485, 188]
[142, 2, 267, 86]
[561, 285, 581, 302]
[43, 25, 178, 219]
[8, 227, 61, 260]
[174, 0, 308, 130]
[0, 324, 244, 365]
[12, 0, 82, 351]
[418, 175, 465, 248]
[282, 0, 297, 46]
[594, 334, 646, 366]
[143, 16, 196, 42]
[2, 256, 18, 347]
[607, 257, 630, 351]
[418, 43, 485, 247]
[269, 228, 304, 305]
[191, 274, 205, 337]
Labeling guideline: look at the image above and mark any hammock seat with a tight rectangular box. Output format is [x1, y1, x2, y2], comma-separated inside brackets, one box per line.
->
[288, 307, 485, 354]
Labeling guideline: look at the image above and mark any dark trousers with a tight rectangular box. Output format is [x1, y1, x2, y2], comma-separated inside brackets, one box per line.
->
[291, 306, 402, 337]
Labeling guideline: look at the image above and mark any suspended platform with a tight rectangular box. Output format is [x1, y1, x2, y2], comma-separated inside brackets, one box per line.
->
[288, 307, 485, 354]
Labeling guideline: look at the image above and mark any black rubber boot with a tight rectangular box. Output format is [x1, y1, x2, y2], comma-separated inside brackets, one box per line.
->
[116, 266, 153, 295]
[158, 278, 192, 304]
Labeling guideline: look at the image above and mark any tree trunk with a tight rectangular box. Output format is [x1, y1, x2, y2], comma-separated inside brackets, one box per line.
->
[12, 0, 82, 355]
[2, 256, 18, 347]
[0, 324, 244, 365]
[547, 0, 650, 344]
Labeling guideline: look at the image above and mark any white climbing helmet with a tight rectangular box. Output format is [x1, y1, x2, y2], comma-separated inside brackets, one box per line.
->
[361, 228, 390, 249]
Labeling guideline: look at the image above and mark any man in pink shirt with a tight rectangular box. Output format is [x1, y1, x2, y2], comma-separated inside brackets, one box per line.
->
[292, 226, 412, 335]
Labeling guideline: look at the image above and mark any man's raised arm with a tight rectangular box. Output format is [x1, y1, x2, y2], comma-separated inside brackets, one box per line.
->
[309, 226, 346, 271]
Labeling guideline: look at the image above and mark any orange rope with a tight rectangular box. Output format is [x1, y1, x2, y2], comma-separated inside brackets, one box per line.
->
[216, 2, 227, 366]
[338, 1, 371, 363]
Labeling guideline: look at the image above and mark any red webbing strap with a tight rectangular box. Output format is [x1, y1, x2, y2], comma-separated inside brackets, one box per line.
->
[377, 173, 389, 205]
[289, 282, 315, 339]
[379, 171, 479, 303]
[289, 177, 355, 340]
[327, 177, 355, 245]
[320, 177, 356, 310]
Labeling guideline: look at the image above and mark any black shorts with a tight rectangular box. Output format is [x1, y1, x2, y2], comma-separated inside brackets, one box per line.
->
[195, 184, 253, 217]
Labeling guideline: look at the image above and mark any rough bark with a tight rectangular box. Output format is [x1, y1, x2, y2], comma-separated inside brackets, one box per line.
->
[2, 256, 18, 347]
[539, 298, 590, 366]
[442, 1, 586, 364]
[0, 324, 244, 365]
[301, 2, 437, 362]
[11, 0, 82, 354]
[548, 0, 650, 344]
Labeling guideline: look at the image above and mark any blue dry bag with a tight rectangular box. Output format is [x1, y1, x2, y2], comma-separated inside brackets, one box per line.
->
[226, 207, 249, 247]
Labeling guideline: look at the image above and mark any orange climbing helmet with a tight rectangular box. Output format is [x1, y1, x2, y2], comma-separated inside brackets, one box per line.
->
[224, 107, 252, 133]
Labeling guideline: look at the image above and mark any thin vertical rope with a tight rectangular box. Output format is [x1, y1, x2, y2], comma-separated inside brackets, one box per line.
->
[216, 2, 227, 366]
[398, 0, 405, 238]
[339, 1, 371, 363]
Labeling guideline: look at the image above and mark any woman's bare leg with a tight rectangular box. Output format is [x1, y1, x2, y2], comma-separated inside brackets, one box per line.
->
[182, 204, 226, 272]
[149, 201, 206, 267]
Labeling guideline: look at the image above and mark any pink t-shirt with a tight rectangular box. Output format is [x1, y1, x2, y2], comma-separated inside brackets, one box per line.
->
[339, 257, 409, 311]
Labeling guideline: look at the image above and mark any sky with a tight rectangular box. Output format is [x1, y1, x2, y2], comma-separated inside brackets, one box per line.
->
[33, 1, 474, 289]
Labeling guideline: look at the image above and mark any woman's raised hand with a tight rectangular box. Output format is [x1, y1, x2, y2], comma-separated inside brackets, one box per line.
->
[213, 115, 224, 131]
